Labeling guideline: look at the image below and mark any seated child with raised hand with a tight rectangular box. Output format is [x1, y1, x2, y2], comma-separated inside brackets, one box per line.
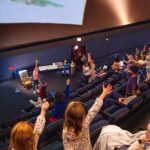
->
[63, 84, 112, 150]
[119, 82, 148, 105]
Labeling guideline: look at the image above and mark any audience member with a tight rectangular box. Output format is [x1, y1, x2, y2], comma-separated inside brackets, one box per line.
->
[38, 81, 48, 100]
[62, 84, 112, 150]
[10, 100, 49, 150]
[112, 54, 120, 72]
[126, 65, 139, 96]
[89, 60, 96, 83]
[118, 82, 147, 105]
[83, 62, 91, 84]
[70, 60, 76, 75]
[49, 91, 67, 122]
[64, 79, 71, 101]
[135, 48, 140, 61]
[93, 123, 150, 150]
[29, 81, 48, 107]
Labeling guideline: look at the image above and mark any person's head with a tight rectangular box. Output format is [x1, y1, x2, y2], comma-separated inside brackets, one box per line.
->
[64, 101, 86, 138]
[55, 91, 66, 104]
[10, 122, 35, 150]
[129, 65, 139, 75]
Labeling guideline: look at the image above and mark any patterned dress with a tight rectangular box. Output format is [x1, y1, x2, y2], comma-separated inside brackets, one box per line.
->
[34, 115, 46, 150]
[63, 98, 103, 150]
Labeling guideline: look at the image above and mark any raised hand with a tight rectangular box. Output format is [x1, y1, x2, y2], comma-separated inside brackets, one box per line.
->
[99, 84, 112, 100]
[41, 100, 49, 115]
[102, 84, 112, 96]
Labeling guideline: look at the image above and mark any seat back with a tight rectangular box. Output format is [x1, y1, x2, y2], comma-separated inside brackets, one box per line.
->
[127, 97, 143, 111]
[19, 70, 29, 81]
[40, 119, 64, 142]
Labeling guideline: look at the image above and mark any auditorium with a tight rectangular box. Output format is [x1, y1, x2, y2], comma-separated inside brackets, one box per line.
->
[0, 0, 150, 150]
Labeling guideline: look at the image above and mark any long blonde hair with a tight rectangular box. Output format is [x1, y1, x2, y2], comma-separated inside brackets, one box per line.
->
[64, 101, 86, 138]
[10, 121, 35, 150]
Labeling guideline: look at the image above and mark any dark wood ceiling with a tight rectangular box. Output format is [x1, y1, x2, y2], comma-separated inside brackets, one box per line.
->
[0, 0, 150, 50]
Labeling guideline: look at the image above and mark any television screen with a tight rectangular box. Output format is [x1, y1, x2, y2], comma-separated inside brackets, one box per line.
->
[0, 0, 87, 25]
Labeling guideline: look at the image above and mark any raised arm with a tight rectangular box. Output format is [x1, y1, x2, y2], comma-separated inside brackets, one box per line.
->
[84, 84, 112, 127]
[34, 100, 49, 148]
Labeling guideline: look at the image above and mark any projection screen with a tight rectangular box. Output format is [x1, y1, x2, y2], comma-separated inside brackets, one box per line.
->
[0, 0, 87, 25]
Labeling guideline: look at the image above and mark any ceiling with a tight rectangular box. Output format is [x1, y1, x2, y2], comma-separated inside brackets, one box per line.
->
[0, 0, 150, 50]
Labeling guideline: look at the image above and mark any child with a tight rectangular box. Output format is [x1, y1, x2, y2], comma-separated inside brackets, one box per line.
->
[10, 100, 49, 150]
[62, 84, 112, 150]
[126, 65, 139, 96]
[33, 66, 39, 94]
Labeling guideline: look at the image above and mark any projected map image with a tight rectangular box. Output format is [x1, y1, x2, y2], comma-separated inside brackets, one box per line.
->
[0, 0, 87, 25]
[11, 0, 64, 8]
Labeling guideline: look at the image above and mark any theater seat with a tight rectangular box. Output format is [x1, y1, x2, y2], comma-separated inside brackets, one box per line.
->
[108, 107, 129, 123]
[80, 91, 92, 102]
[77, 87, 87, 95]
[69, 91, 79, 100]
[85, 99, 95, 110]
[126, 97, 143, 112]
[28, 116, 37, 124]
[40, 119, 64, 145]
[91, 78, 100, 86]
[90, 87, 101, 97]
[41, 141, 63, 150]
[90, 120, 109, 145]
[91, 114, 104, 124]
[0, 142, 8, 150]
[144, 93, 150, 104]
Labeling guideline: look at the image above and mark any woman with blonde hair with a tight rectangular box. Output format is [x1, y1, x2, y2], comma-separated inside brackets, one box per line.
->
[10, 100, 49, 150]
[62, 84, 112, 150]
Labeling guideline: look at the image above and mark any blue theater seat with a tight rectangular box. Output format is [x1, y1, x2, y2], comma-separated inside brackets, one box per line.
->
[90, 86, 101, 97]
[126, 97, 143, 112]
[85, 99, 95, 110]
[90, 120, 109, 145]
[91, 114, 104, 124]
[77, 87, 87, 95]
[80, 91, 92, 102]
[41, 141, 63, 150]
[107, 107, 130, 123]
[69, 91, 79, 100]
[40, 119, 64, 144]
[28, 116, 37, 124]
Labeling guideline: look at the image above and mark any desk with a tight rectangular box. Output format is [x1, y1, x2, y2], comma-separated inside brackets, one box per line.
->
[39, 64, 65, 72]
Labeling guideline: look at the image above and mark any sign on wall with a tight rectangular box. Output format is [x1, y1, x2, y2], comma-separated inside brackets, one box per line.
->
[0, 0, 87, 25]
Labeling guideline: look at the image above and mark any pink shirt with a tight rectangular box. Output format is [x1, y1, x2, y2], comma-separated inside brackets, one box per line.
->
[33, 69, 39, 80]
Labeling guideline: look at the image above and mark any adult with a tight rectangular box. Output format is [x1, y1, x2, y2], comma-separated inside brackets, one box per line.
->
[93, 124, 150, 150]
